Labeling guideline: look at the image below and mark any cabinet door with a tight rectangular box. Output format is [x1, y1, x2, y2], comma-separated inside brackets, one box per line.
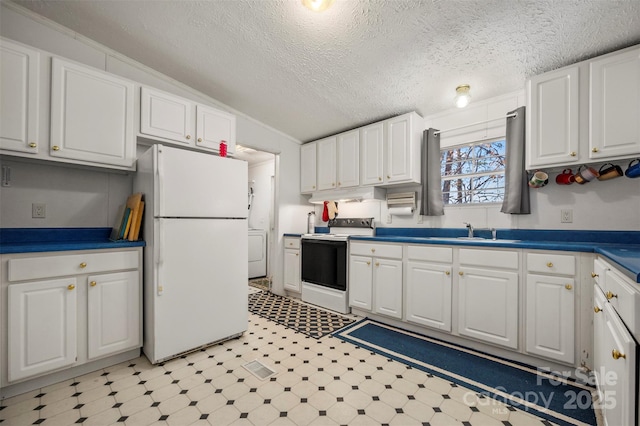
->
[386, 113, 420, 184]
[140, 87, 193, 144]
[349, 255, 372, 311]
[525, 274, 575, 364]
[283, 249, 300, 292]
[458, 266, 519, 349]
[0, 38, 39, 154]
[590, 47, 640, 159]
[406, 261, 452, 331]
[599, 303, 636, 426]
[317, 136, 337, 190]
[196, 105, 236, 155]
[8, 278, 77, 382]
[50, 58, 135, 167]
[337, 129, 359, 188]
[593, 285, 607, 390]
[87, 271, 140, 360]
[527, 66, 581, 168]
[373, 258, 403, 319]
[360, 122, 384, 186]
[300, 142, 317, 193]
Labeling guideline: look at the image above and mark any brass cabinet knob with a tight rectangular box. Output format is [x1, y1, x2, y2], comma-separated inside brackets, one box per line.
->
[459, 271, 464, 276]
[371, 248, 375, 253]
[29, 142, 37, 148]
[592, 147, 599, 153]
[387, 175, 390, 179]
[80, 262, 87, 268]
[591, 272, 599, 278]
[605, 291, 617, 300]
[295, 253, 299, 256]
[52, 145, 60, 151]
[612, 349, 626, 360]
[186, 135, 191, 140]
[366, 261, 371, 266]
[378, 177, 382, 181]
[546, 262, 553, 268]
[312, 185, 316, 189]
[375, 262, 380, 267]
[565, 284, 573, 290]
[90, 281, 97, 287]
[445, 270, 450, 276]
[594, 306, 601, 313]
[569, 152, 576, 157]
[289, 242, 293, 246]
[332, 183, 335, 187]
[197, 138, 202, 142]
[338, 182, 341, 186]
[68, 284, 75, 290]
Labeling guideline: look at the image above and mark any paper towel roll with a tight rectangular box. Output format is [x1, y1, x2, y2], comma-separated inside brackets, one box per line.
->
[389, 206, 414, 216]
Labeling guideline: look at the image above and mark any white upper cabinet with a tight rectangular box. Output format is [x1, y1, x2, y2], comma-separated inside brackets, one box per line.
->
[50, 58, 135, 168]
[337, 129, 359, 188]
[316, 136, 337, 191]
[589, 46, 640, 159]
[385, 112, 422, 185]
[526, 66, 581, 169]
[140, 87, 236, 155]
[140, 87, 193, 145]
[0, 38, 40, 154]
[300, 142, 317, 193]
[360, 122, 384, 186]
[196, 104, 236, 155]
[527, 45, 640, 169]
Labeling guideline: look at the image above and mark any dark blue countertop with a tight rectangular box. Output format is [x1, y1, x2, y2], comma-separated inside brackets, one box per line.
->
[0, 228, 145, 254]
[351, 228, 640, 283]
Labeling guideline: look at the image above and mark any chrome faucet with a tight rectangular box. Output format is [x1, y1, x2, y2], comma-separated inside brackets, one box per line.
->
[464, 222, 473, 238]
[491, 227, 497, 240]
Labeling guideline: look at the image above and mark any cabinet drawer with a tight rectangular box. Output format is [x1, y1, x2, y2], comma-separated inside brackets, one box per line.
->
[459, 249, 518, 270]
[284, 238, 300, 250]
[527, 252, 575, 275]
[350, 243, 402, 259]
[593, 257, 610, 286]
[406, 245, 452, 263]
[8, 251, 139, 282]
[604, 269, 640, 340]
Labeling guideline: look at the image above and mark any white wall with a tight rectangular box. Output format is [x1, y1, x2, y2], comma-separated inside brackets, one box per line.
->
[0, 2, 311, 295]
[314, 92, 640, 231]
[0, 158, 131, 228]
[248, 159, 275, 231]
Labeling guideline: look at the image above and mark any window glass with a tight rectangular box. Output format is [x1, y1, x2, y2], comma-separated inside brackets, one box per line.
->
[441, 139, 505, 205]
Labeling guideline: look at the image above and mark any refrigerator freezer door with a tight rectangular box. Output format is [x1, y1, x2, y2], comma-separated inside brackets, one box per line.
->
[147, 217, 248, 363]
[156, 145, 247, 218]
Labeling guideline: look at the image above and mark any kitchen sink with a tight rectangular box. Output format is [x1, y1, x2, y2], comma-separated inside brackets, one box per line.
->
[427, 237, 521, 243]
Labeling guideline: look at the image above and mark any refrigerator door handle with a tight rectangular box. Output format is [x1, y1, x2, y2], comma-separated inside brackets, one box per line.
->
[157, 147, 164, 216]
[155, 219, 164, 296]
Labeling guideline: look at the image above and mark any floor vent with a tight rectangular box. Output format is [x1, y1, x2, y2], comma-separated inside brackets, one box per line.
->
[243, 360, 277, 380]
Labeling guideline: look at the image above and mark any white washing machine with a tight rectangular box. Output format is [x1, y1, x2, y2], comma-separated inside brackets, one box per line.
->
[248, 229, 267, 279]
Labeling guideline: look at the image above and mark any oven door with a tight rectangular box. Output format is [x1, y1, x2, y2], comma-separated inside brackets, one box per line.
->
[301, 239, 347, 291]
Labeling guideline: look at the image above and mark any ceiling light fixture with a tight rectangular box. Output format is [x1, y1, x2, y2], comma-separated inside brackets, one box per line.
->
[302, 0, 335, 12]
[454, 84, 471, 108]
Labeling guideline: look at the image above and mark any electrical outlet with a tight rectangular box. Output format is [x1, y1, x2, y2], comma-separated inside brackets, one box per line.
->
[561, 209, 573, 223]
[386, 214, 392, 224]
[32, 203, 46, 218]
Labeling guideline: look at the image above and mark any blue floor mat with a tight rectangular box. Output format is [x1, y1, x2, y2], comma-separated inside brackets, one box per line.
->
[334, 319, 596, 426]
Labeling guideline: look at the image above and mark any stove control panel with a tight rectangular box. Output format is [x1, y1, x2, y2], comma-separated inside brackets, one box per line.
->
[328, 217, 374, 229]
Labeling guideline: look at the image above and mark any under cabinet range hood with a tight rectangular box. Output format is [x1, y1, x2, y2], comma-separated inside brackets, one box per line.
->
[307, 187, 386, 204]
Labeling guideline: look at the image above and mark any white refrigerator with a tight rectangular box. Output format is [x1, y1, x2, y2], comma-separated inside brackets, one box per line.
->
[134, 144, 248, 364]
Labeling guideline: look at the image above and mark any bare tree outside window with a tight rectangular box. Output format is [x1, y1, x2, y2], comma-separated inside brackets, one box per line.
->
[441, 139, 506, 205]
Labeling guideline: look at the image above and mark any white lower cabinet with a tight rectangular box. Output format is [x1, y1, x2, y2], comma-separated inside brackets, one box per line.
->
[8, 278, 77, 382]
[87, 271, 140, 360]
[525, 274, 575, 363]
[405, 245, 453, 331]
[457, 266, 519, 349]
[2, 248, 142, 386]
[349, 243, 403, 319]
[283, 238, 300, 292]
[373, 259, 403, 319]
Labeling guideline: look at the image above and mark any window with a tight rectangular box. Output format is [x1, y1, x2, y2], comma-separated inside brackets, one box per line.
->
[441, 139, 505, 205]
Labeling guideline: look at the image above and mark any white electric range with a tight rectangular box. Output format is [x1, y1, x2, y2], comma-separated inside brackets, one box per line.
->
[300, 218, 375, 314]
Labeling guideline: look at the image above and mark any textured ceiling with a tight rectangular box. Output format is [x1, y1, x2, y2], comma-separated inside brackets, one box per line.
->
[12, 0, 640, 143]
